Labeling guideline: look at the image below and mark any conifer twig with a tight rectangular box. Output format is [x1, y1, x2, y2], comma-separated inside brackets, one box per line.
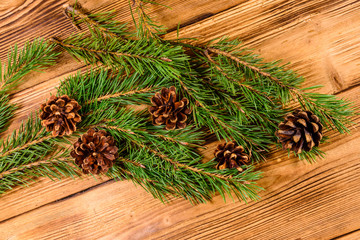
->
[131, 0, 166, 39]
[207, 47, 289, 88]
[0, 134, 54, 158]
[50, 38, 172, 62]
[133, 141, 232, 181]
[63, 4, 117, 38]
[0, 158, 73, 179]
[0, 39, 58, 133]
[119, 157, 146, 168]
[153, 133, 202, 147]
[85, 87, 155, 105]
[203, 49, 274, 103]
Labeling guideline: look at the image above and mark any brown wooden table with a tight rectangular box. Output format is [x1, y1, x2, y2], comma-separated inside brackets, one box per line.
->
[0, 0, 360, 239]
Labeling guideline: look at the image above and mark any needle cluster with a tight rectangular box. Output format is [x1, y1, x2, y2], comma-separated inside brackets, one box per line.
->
[0, 39, 58, 133]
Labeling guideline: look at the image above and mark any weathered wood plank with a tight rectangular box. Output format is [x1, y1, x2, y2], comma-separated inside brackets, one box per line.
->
[0, 0, 359, 238]
[336, 229, 360, 240]
[0, 176, 110, 222]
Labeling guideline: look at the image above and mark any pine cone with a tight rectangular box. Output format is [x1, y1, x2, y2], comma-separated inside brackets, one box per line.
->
[276, 110, 323, 153]
[149, 86, 191, 130]
[70, 128, 119, 174]
[214, 141, 250, 171]
[40, 95, 81, 137]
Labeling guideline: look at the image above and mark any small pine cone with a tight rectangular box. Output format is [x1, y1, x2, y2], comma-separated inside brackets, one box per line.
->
[70, 128, 119, 174]
[149, 86, 192, 130]
[276, 110, 323, 154]
[40, 95, 81, 137]
[214, 141, 250, 171]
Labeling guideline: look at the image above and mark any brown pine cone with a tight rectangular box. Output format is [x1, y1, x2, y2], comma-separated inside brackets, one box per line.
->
[70, 128, 119, 174]
[149, 86, 191, 130]
[40, 95, 81, 137]
[214, 141, 250, 171]
[275, 109, 323, 154]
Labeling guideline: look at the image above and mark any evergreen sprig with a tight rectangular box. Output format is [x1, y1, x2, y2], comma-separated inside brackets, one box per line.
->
[130, 0, 167, 39]
[57, 68, 164, 106]
[173, 40, 355, 161]
[51, 34, 188, 78]
[0, 151, 78, 195]
[0, 69, 263, 203]
[0, 39, 58, 133]
[200, 39, 355, 133]
[55, 3, 355, 163]
[64, 3, 131, 39]
[0, 38, 59, 92]
[0, 95, 16, 135]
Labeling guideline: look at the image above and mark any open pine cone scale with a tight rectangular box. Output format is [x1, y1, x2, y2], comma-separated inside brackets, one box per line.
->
[40, 95, 81, 137]
[214, 141, 250, 171]
[276, 110, 323, 153]
[71, 128, 119, 174]
[149, 86, 191, 130]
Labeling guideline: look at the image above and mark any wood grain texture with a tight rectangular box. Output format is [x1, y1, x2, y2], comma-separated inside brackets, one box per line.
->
[335, 229, 360, 240]
[0, 0, 360, 239]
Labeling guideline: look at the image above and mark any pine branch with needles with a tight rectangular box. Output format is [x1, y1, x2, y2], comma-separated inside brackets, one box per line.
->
[0, 39, 59, 133]
[56, 3, 356, 163]
[130, 0, 168, 39]
[63, 3, 131, 39]
[50, 33, 188, 78]
[0, 1, 356, 203]
[0, 69, 263, 203]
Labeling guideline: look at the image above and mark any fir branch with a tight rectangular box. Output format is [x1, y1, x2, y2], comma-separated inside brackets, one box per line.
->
[98, 124, 137, 135]
[58, 3, 282, 143]
[203, 49, 274, 103]
[0, 66, 264, 203]
[118, 156, 146, 168]
[85, 87, 155, 105]
[60, 2, 354, 136]
[0, 39, 58, 133]
[203, 49, 245, 82]
[175, 77, 273, 161]
[0, 114, 72, 175]
[131, 0, 167, 39]
[206, 47, 289, 89]
[0, 95, 17, 134]
[103, 123, 262, 203]
[295, 89, 355, 133]
[57, 69, 164, 106]
[103, 125, 227, 180]
[108, 159, 211, 204]
[80, 104, 262, 203]
[0, 134, 54, 158]
[152, 133, 202, 147]
[51, 34, 188, 78]
[134, 141, 231, 180]
[4, 3, 355, 202]
[51, 38, 164, 60]
[63, 4, 128, 39]
[0, 157, 80, 195]
[0, 153, 72, 180]
[203, 39, 354, 133]
[0, 38, 59, 92]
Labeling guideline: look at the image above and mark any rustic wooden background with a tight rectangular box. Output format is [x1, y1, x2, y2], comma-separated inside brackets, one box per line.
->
[0, 0, 360, 239]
